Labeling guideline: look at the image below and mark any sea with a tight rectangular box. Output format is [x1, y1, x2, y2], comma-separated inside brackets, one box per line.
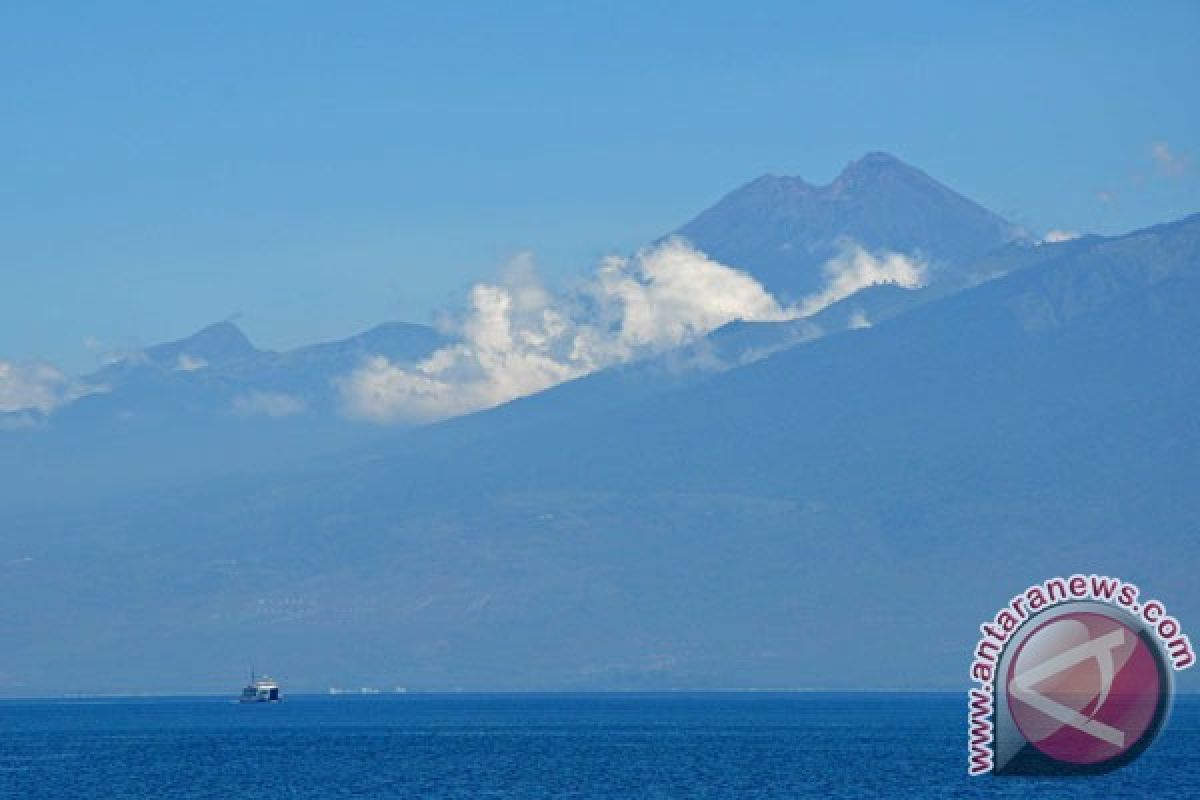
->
[1, 692, 1196, 799]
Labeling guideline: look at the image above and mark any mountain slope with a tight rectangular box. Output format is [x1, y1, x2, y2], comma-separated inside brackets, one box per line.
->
[0, 321, 445, 508]
[3, 214, 1196, 694]
[676, 152, 1021, 302]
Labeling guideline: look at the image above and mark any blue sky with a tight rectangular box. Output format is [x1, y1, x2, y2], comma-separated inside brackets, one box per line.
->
[2, 1, 1197, 370]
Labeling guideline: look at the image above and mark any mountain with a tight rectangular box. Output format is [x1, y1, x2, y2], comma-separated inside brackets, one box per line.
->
[4, 213, 1196, 695]
[0, 321, 445, 507]
[4, 153, 1023, 433]
[76, 319, 445, 420]
[145, 320, 259, 368]
[676, 152, 1022, 302]
[702, 231, 1107, 358]
[0, 153, 1030, 508]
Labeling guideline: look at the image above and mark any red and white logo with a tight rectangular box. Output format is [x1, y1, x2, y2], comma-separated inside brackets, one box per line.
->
[969, 576, 1192, 776]
[1006, 611, 1162, 766]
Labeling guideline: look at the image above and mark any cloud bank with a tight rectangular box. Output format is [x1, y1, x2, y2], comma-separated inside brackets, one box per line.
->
[796, 240, 927, 317]
[0, 360, 72, 414]
[339, 238, 795, 423]
[339, 238, 927, 424]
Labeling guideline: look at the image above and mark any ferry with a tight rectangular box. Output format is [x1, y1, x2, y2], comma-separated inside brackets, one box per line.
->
[238, 674, 281, 703]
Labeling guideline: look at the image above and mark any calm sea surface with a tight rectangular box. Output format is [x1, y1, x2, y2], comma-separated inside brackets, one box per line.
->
[1, 693, 1196, 799]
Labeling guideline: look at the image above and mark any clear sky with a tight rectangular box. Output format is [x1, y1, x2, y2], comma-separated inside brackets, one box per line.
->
[2, 1, 1197, 370]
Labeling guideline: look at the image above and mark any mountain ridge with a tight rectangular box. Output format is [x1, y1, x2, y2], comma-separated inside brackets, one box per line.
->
[2, 212, 1198, 693]
[675, 151, 1022, 302]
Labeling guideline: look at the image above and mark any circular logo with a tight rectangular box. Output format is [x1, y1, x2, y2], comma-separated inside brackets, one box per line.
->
[1005, 610, 1167, 766]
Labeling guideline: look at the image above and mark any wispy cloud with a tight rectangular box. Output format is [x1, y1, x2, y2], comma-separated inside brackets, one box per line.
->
[0, 359, 107, 419]
[338, 238, 925, 424]
[0, 360, 70, 414]
[231, 391, 307, 419]
[1150, 141, 1191, 179]
[1096, 141, 1194, 209]
[848, 309, 872, 329]
[84, 336, 148, 367]
[174, 354, 209, 372]
[1040, 229, 1081, 244]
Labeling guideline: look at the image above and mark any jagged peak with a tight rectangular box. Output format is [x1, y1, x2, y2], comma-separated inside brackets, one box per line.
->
[724, 153, 934, 202]
[833, 151, 930, 186]
[146, 321, 258, 366]
[174, 320, 253, 349]
[746, 172, 810, 188]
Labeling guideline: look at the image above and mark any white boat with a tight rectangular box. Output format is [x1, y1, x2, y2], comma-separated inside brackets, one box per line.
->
[238, 674, 281, 703]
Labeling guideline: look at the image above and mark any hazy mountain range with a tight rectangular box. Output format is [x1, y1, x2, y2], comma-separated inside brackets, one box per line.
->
[2, 154, 1197, 695]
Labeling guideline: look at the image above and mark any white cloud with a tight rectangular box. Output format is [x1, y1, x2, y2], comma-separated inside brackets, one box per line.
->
[848, 309, 872, 329]
[338, 237, 927, 424]
[795, 240, 927, 317]
[734, 320, 825, 367]
[174, 353, 209, 372]
[0, 360, 70, 414]
[592, 238, 791, 350]
[338, 238, 796, 423]
[231, 391, 307, 418]
[84, 336, 148, 367]
[1150, 141, 1189, 179]
[1039, 229, 1081, 245]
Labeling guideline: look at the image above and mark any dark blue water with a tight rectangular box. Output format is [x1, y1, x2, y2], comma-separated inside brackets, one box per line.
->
[1, 693, 1196, 798]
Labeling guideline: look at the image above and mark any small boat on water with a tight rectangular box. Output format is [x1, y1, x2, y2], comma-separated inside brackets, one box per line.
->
[238, 674, 281, 703]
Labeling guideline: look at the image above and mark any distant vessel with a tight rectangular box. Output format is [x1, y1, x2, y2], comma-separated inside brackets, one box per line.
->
[239, 674, 281, 703]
